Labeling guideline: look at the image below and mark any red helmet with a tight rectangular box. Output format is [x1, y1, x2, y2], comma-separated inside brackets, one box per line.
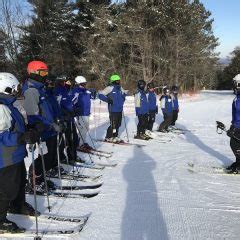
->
[27, 61, 48, 75]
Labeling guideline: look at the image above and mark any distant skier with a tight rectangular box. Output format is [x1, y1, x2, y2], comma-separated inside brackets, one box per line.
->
[0, 73, 39, 233]
[134, 80, 151, 140]
[146, 82, 158, 131]
[99, 74, 128, 142]
[72, 76, 96, 151]
[225, 74, 240, 173]
[170, 85, 179, 128]
[158, 86, 173, 132]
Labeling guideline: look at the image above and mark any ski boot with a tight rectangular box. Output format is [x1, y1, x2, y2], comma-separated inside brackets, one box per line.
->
[134, 134, 149, 140]
[0, 219, 25, 234]
[112, 137, 124, 143]
[105, 137, 114, 142]
[8, 202, 40, 216]
[46, 166, 68, 178]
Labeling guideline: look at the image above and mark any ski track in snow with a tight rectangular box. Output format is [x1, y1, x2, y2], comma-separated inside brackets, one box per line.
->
[5, 90, 240, 240]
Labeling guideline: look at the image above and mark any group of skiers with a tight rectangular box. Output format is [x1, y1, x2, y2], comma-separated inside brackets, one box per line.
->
[0, 60, 180, 233]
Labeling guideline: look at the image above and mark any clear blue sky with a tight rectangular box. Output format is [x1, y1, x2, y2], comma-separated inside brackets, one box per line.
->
[200, 0, 240, 58]
[18, 0, 240, 58]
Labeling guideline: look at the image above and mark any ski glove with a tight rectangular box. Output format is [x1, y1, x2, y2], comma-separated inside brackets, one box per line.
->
[108, 98, 113, 104]
[18, 130, 40, 144]
[227, 126, 235, 138]
[51, 123, 63, 133]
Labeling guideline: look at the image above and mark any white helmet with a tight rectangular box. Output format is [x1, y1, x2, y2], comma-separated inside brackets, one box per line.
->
[233, 74, 240, 81]
[75, 76, 87, 84]
[0, 72, 19, 94]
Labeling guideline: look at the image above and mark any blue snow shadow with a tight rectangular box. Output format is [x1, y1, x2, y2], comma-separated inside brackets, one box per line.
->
[121, 146, 169, 240]
[177, 123, 233, 166]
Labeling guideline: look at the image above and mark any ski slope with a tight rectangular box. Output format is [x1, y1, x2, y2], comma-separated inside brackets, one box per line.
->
[6, 90, 240, 240]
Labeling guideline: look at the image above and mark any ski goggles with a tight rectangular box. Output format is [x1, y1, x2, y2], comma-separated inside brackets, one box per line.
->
[38, 70, 49, 77]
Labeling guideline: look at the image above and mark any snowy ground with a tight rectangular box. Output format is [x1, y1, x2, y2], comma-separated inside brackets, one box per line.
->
[5, 90, 240, 240]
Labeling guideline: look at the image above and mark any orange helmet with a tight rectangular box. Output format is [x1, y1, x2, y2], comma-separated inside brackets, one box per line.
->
[27, 61, 48, 75]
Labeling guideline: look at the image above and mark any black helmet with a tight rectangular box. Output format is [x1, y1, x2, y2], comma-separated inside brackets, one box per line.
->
[147, 82, 154, 89]
[171, 85, 178, 93]
[163, 86, 170, 94]
[56, 74, 69, 82]
[137, 80, 146, 90]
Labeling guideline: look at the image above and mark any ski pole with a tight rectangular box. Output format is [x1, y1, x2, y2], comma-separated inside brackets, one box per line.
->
[38, 139, 51, 212]
[56, 132, 63, 194]
[30, 144, 40, 240]
[122, 109, 129, 142]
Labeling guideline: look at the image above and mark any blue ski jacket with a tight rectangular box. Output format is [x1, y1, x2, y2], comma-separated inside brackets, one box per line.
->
[160, 95, 173, 115]
[172, 94, 179, 111]
[135, 89, 149, 116]
[72, 87, 94, 116]
[45, 88, 62, 121]
[147, 91, 158, 113]
[0, 94, 27, 169]
[232, 94, 240, 128]
[22, 79, 57, 141]
[54, 85, 74, 116]
[99, 85, 127, 113]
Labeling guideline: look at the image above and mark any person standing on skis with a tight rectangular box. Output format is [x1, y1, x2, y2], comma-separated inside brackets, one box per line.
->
[158, 86, 173, 132]
[170, 85, 179, 128]
[22, 61, 60, 193]
[54, 75, 78, 164]
[225, 74, 240, 173]
[134, 80, 151, 140]
[99, 74, 128, 142]
[72, 76, 96, 152]
[146, 82, 158, 131]
[0, 73, 39, 233]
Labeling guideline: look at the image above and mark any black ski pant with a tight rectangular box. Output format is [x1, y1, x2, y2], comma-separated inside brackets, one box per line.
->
[0, 161, 26, 221]
[158, 113, 173, 131]
[171, 110, 179, 126]
[29, 135, 57, 180]
[137, 114, 148, 135]
[230, 137, 240, 167]
[106, 112, 122, 138]
[147, 111, 156, 131]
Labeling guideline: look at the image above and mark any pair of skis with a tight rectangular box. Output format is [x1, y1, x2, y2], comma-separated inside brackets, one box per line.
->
[2, 213, 89, 238]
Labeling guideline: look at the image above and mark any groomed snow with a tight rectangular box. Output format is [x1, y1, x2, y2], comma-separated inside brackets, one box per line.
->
[8, 90, 240, 240]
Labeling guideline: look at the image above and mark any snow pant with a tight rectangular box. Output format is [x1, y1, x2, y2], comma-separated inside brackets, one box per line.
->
[29, 135, 58, 180]
[60, 121, 78, 163]
[106, 112, 122, 138]
[171, 110, 178, 126]
[147, 111, 156, 131]
[75, 116, 90, 146]
[137, 114, 148, 135]
[230, 136, 240, 167]
[0, 161, 26, 221]
[158, 113, 173, 131]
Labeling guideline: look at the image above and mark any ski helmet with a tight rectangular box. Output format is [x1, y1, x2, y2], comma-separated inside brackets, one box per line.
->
[233, 74, 240, 94]
[171, 85, 178, 93]
[163, 86, 170, 94]
[0, 73, 19, 95]
[147, 82, 154, 89]
[137, 80, 146, 90]
[110, 74, 121, 83]
[27, 61, 48, 75]
[75, 76, 87, 84]
[56, 74, 71, 86]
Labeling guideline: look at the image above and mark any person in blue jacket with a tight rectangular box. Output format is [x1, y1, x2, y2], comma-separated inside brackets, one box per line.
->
[22, 61, 61, 193]
[54, 75, 78, 163]
[225, 74, 240, 173]
[146, 82, 158, 131]
[72, 76, 96, 151]
[171, 85, 179, 127]
[158, 86, 173, 132]
[134, 80, 151, 140]
[0, 73, 39, 233]
[99, 74, 128, 142]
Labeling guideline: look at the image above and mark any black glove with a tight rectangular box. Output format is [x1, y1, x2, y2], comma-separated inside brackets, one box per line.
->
[18, 130, 40, 144]
[90, 89, 97, 99]
[108, 98, 113, 104]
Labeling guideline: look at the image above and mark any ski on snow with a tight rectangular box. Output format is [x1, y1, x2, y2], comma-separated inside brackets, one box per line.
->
[77, 148, 113, 158]
[95, 139, 146, 147]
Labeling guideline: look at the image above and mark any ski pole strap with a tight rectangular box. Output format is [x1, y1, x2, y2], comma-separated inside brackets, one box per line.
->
[216, 121, 226, 134]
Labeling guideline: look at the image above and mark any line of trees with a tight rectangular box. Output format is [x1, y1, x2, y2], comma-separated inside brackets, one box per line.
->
[0, 0, 219, 92]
